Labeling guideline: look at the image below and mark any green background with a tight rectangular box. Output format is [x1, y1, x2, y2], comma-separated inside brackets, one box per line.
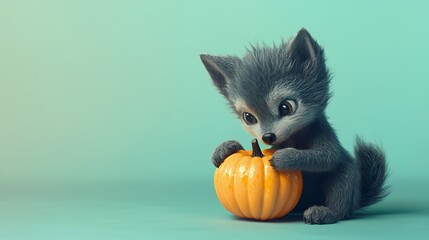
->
[1, 0, 428, 239]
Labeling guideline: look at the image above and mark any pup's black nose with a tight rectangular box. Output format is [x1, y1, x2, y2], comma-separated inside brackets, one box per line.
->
[262, 133, 276, 145]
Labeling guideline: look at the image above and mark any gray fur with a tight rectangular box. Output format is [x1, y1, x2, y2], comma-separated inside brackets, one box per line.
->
[211, 140, 244, 168]
[355, 137, 390, 208]
[200, 54, 242, 97]
[304, 206, 339, 224]
[201, 28, 389, 224]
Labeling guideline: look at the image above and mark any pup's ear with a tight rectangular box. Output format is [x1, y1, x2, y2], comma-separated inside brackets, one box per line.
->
[200, 54, 241, 97]
[286, 28, 320, 64]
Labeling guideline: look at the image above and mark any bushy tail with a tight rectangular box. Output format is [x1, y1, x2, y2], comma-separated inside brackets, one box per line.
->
[354, 137, 389, 208]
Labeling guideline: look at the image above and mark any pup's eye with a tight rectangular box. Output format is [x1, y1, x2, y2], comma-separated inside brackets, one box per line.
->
[243, 112, 257, 125]
[279, 100, 296, 117]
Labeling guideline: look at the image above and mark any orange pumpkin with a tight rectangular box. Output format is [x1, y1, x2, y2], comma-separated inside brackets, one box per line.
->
[214, 139, 303, 220]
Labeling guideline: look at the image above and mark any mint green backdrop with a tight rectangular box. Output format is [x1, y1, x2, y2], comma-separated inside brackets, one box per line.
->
[1, 0, 428, 239]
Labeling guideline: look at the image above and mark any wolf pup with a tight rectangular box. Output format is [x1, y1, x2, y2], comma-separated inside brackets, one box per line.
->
[200, 28, 389, 224]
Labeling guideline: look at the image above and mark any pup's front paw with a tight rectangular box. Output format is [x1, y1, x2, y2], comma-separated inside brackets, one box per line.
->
[211, 140, 243, 168]
[303, 206, 339, 225]
[269, 148, 300, 170]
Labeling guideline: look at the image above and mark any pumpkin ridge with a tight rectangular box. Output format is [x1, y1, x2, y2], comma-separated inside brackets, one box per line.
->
[285, 173, 297, 216]
[248, 156, 263, 219]
[242, 155, 252, 218]
[261, 155, 280, 220]
[257, 156, 265, 219]
[280, 171, 301, 217]
[232, 156, 248, 218]
[257, 157, 265, 219]
[228, 154, 246, 217]
[246, 157, 253, 218]
[287, 173, 299, 214]
[247, 156, 256, 219]
[219, 156, 236, 215]
[274, 173, 292, 219]
[268, 164, 281, 220]
[292, 172, 303, 212]
[270, 172, 286, 219]
[283, 173, 294, 216]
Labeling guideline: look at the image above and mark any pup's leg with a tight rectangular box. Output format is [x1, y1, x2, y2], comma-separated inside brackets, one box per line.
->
[211, 140, 243, 167]
[304, 161, 360, 224]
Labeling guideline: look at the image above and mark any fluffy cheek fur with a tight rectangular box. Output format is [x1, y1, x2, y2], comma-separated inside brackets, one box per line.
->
[241, 122, 264, 142]
[272, 104, 318, 145]
[232, 97, 265, 142]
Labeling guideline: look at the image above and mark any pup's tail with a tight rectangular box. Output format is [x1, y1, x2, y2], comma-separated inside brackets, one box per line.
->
[354, 137, 389, 208]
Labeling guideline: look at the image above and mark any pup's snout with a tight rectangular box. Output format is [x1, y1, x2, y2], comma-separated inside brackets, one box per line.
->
[262, 133, 276, 145]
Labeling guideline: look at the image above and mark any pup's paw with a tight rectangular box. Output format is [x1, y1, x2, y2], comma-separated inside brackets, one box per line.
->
[269, 148, 299, 170]
[303, 206, 339, 225]
[211, 140, 243, 168]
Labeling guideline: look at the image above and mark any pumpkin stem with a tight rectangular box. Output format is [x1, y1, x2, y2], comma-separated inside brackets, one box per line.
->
[251, 139, 264, 157]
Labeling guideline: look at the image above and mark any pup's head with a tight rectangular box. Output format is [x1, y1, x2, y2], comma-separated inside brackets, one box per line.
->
[200, 28, 331, 146]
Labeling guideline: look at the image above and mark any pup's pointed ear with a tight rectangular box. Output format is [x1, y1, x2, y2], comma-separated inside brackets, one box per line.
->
[200, 54, 241, 97]
[287, 28, 320, 63]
